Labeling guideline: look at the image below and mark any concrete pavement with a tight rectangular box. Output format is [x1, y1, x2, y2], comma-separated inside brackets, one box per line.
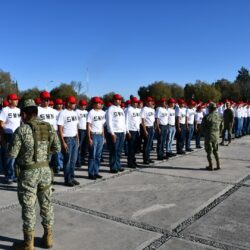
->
[0, 136, 249, 250]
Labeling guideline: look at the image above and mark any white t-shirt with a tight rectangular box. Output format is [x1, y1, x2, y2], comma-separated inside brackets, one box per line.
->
[186, 108, 195, 125]
[106, 105, 126, 134]
[76, 109, 88, 130]
[195, 112, 204, 125]
[176, 107, 186, 124]
[57, 109, 79, 137]
[234, 107, 242, 118]
[38, 106, 58, 130]
[87, 109, 106, 133]
[125, 106, 141, 132]
[247, 107, 250, 117]
[141, 106, 155, 127]
[0, 106, 21, 133]
[167, 108, 176, 126]
[155, 107, 169, 125]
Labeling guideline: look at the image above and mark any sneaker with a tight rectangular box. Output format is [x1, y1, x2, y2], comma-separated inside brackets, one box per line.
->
[72, 179, 80, 185]
[95, 174, 103, 179]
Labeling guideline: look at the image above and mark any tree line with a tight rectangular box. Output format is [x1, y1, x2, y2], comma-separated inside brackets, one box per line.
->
[0, 66, 250, 105]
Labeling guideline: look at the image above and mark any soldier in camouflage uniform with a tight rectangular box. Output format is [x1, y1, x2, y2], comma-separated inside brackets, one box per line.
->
[202, 102, 222, 171]
[8, 99, 61, 250]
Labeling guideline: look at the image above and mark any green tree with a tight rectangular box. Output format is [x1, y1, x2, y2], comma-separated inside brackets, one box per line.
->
[235, 67, 250, 101]
[50, 83, 77, 101]
[102, 92, 116, 104]
[0, 69, 18, 99]
[19, 87, 41, 106]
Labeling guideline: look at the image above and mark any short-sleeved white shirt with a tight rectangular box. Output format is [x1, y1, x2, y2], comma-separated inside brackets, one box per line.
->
[87, 109, 105, 133]
[0, 106, 21, 133]
[125, 106, 141, 132]
[186, 108, 195, 125]
[57, 109, 78, 137]
[177, 107, 186, 124]
[155, 107, 169, 125]
[195, 112, 204, 125]
[38, 106, 58, 130]
[168, 108, 176, 126]
[76, 109, 88, 130]
[141, 106, 155, 127]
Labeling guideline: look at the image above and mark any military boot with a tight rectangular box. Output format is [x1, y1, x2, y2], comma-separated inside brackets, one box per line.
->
[215, 155, 221, 170]
[42, 227, 53, 248]
[12, 230, 34, 250]
[206, 156, 213, 171]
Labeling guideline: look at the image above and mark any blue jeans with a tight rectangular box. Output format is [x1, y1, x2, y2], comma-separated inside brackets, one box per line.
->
[127, 131, 139, 166]
[195, 124, 202, 147]
[186, 124, 194, 150]
[235, 117, 241, 137]
[247, 117, 250, 134]
[77, 129, 87, 167]
[3, 133, 16, 181]
[62, 137, 78, 183]
[88, 134, 103, 176]
[166, 125, 176, 153]
[108, 132, 125, 171]
[157, 125, 168, 158]
[176, 124, 186, 152]
[143, 127, 154, 162]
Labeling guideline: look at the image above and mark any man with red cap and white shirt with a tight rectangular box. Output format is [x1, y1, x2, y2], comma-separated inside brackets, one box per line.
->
[185, 100, 196, 151]
[106, 94, 126, 173]
[141, 96, 155, 164]
[0, 93, 21, 184]
[176, 99, 187, 154]
[87, 97, 106, 179]
[125, 96, 141, 168]
[57, 96, 79, 186]
[76, 99, 88, 167]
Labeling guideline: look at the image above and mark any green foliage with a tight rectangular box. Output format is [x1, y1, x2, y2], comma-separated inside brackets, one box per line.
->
[19, 88, 41, 106]
[50, 83, 77, 101]
[102, 92, 116, 104]
[184, 80, 221, 102]
[235, 67, 250, 101]
[0, 69, 18, 98]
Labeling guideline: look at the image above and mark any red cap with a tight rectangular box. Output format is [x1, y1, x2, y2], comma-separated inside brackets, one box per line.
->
[159, 97, 166, 103]
[106, 101, 112, 107]
[125, 100, 131, 105]
[49, 100, 54, 106]
[34, 97, 41, 105]
[40, 91, 51, 100]
[188, 100, 196, 106]
[113, 94, 122, 100]
[3, 100, 9, 107]
[121, 102, 125, 107]
[168, 98, 176, 104]
[178, 99, 185, 105]
[7, 93, 19, 101]
[79, 99, 88, 106]
[146, 96, 154, 102]
[91, 96, 102, 104]
[55, 98, 63, 105]
[131, 97, 139, 103]
[67, 96, 77, 104]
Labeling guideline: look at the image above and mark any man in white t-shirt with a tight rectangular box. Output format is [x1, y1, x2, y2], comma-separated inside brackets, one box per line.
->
[176, 99, 187, 154]
[155, 98, 168, 160]
[141, 96, 155, 164]
[76, 99, 88, 167]
[166, 98, 176, 157]
[185, 100, 196, 151]
[194, 105, 204, 148]
[106, 94, 126, 173]
[125, 96, 141, 168]
[0, 93, 21, 184]
[87, 97, 106, 179]
[57, 96, 79, 187]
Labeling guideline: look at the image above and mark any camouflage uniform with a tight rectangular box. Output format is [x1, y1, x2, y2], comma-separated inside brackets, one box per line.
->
[9, 115, 61, 231]
[202, 103, 221, 170]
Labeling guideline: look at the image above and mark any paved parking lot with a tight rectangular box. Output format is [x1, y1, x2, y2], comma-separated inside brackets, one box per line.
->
[0, 136, 249, 250]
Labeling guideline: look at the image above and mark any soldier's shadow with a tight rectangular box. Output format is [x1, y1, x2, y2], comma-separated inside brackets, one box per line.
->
[0, 235, 46, 249]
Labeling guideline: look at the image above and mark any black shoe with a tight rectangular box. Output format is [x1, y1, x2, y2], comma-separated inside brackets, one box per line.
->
[186, 148, 193, 152]
[157, 156, 164, 160]
[95, 174, 103, 179]
[88, 175, 96, 180]
[205, 166, 213, 171]
[110, 169, 118, 174]
[65, 182, 75, 187]
[100, 158, 105, 162]
[72, 179, 80, 185]
[196, 146, 202, 149]
[118, 168, 125, 172]
[127, 164, 136, 169]
[149, 159, 154, 163]
[133, 162, 138, 167]
[143, 160, 150, 165]
[177, 150, 186, 154]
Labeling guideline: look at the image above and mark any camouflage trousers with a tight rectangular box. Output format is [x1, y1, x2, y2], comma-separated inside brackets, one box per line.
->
[17, 167, 54, 231]
[204, 140, 219, 167]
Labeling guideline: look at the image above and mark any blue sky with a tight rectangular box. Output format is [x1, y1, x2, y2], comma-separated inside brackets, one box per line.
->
[1, 0, 250, 99]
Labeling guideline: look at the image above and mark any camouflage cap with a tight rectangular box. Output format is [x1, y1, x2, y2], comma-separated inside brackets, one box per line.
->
[21, 99, 37, 109]
[208, 102, 216, 110]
